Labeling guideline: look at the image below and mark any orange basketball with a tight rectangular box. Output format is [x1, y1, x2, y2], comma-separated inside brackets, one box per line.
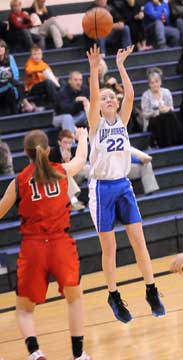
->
[82, 7, 113, 39]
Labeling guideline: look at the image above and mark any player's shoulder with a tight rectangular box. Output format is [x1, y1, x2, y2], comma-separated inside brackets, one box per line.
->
[18, 164, 33, 178]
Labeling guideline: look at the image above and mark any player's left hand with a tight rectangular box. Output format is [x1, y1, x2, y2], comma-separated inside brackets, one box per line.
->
[170, 253, 183, 274]
[74, 127, 88, 141]
[87, 43, 101, 69]
[116, 45, 134, 67]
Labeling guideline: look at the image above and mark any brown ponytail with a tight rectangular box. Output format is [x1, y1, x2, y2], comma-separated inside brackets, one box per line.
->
[24, 130, 64, 184]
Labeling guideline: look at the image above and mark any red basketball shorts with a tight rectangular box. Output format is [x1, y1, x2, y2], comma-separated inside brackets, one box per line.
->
[16, 232, 80, 303]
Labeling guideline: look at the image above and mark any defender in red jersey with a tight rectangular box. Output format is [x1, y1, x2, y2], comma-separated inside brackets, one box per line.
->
[0, 128, 90, 360]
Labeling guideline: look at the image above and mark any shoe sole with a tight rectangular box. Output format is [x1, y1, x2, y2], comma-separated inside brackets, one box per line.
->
[146, 299, 166, 317]
[108, 301, 133, 323]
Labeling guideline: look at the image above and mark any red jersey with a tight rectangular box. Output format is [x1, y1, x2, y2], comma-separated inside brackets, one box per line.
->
[9, 11, 32, 30]
[16, 162, 70, 238]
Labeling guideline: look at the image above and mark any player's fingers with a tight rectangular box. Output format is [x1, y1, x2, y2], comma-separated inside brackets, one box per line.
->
[97, 46, 100, 54]
[93, 43, 97, 52]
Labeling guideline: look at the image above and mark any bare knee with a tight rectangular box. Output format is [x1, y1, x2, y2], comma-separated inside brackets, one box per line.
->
[16, 296, 35, 313]
[99, 232, 116, 259]
[125, 223, 147, 250]
[64, 285, 82, 304]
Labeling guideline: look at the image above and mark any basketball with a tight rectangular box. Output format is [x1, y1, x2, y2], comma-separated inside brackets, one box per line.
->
[82, 7, 113, 39]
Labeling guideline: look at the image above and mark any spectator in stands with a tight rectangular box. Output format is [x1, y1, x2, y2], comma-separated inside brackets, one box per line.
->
[0, 139, 14, 175]
[29, 0, 73, 49]
[53, 71, 89, 134]
[144, 0, 180, 48]
[0, 39, 21, 115]
[176, 47, 183, 74]
[129, 146, 159, 195]
[109, 0, 152, 51]
[176, 49, 183, 130]
[85, 0, 132, 56]
[0, 21, 9, 42]
[169, 0, 183, 44]
[25, 44, 60, 109]
[9, 0, 44, 51]
[141, 67, 183, 147]
[49, 129, 86, 210]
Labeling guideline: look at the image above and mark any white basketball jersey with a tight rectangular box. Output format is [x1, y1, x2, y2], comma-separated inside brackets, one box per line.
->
[89, 116, 131, 180]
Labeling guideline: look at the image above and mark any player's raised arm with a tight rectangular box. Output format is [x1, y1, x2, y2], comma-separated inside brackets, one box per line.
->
[116, 46, 135, 127]
[0, 179, 16, 219]
[63, 128, 88, 176]
[87, 44, 101, 135]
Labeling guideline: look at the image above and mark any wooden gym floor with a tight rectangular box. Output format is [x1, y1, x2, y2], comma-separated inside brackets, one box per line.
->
[0, 255, 183, 360]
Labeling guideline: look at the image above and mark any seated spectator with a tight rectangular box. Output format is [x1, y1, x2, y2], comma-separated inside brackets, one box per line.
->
[0, 39, 21, 115]
[0, 139, 14, 175]
[49, 129, 85, 210]
[0, 21, 9, 42]
[53, 71, 89, 134]
[8, 0, 44, 51]
[84, 0, 132, 56]
[169, 0, 183, 44]
[25, 44, 60, 109]
[144, 0, 180, 48]
[176, 46, 183, 74]
[129, 146, 159, 195]
[109, 0, 152, 51]
[141, 67, 182, 147]
[29, 0, 73, 49]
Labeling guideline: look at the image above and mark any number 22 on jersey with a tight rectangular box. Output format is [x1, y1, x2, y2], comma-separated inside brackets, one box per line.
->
[106, 137, 124, 152]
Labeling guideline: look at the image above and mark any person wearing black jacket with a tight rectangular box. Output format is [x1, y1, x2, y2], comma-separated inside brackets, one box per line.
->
[84, 0, 132, 55]
[49, 129, 86, 211]
[53, 70, 89, 133]
[109, 0, 152, 50]
[169, 0, 183, 43]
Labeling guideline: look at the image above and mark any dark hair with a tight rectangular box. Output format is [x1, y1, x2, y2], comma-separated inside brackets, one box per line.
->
[30, 44, 42, 53]
[58, 129, 73, 141]
[0, 39, 9, 65]
[24, 130, 64, 184]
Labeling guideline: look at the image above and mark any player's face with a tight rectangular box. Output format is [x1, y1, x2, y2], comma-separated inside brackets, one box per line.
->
[59, 137, 73, 151]
[69, 72, 83, 91]
[31, 49, 42, 62]
[149, 75, 161, 93]
[100, 89, 118, 115]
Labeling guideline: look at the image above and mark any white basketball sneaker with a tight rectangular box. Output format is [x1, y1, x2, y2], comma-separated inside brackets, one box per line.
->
[28, 350, 47, 360]
[73, 351, 91, 360]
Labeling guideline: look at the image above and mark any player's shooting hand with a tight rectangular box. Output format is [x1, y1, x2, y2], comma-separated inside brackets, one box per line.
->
[87, 43, 101, 69]
[170, 254, 183, 274]
[116, 45, 134, 68]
